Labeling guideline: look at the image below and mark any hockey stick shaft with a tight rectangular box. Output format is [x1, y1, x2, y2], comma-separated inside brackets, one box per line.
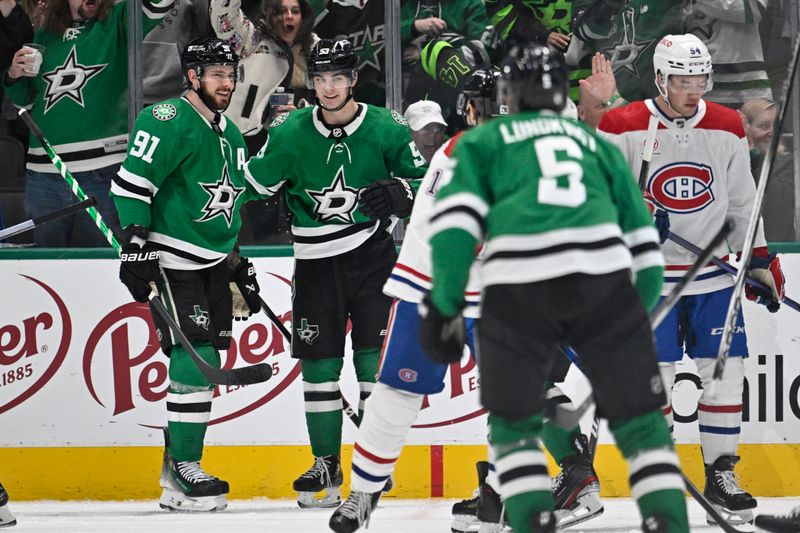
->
[0, 197, 96, 240]
[682, 473, 745, 533]
[257, 295, 362, 427]
[638, 113, 659, 190]
[713, 34, 800, 383]
[668, 231, 800, 313]
[17, 108, 270, 386]
[651, 222, 733, 329]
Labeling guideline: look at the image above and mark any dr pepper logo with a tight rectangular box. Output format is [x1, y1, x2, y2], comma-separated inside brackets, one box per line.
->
[83, 272, 300, 427]
[0, 275, 71, 414]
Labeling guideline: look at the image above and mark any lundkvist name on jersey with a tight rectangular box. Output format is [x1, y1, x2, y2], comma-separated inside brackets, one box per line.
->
[499, 116, 597, 152]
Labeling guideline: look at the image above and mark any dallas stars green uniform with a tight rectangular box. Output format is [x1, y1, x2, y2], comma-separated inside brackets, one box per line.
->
[2, 0, 170, 172]
[245, 103, 426, 459]
[111, 97, 250, 463]
[428, 111, 689, 533]
[245, 104, 426, 260]
[112, 97, 251, 268]
[572, 0, 683, 102]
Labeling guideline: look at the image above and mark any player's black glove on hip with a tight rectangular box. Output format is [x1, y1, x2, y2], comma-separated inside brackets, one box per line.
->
[230, 256, 261, 320]
[358, 178, 415, 220]
[418, 295, 465, 364]
[119, 225, 160, 303]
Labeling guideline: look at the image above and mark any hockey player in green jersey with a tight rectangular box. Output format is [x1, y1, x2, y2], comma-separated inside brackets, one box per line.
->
[111, 38, 262, 512]
[244, 38, 428, 509]
[420, 43, 690, 533]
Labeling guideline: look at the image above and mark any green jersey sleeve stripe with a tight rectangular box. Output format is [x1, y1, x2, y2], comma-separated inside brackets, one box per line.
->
[114, 167, 159, 201]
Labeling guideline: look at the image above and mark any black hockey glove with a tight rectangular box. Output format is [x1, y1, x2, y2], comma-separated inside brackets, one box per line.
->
[358, 178, 415, 220]
[119, 225, 160, 303]
[418, 295, 465, 364]
[644, 193, 670, 244]
[229, 256, 261, 321]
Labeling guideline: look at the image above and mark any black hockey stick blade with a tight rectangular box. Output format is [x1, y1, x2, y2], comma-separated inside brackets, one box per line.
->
[149, 292, 272, 386]
[650, 221, 733, 329]
[257, 295, 362, 426]
[682, 473, 748, 533]
[545, 394, 593, 430]
[0, 197, 97, 241]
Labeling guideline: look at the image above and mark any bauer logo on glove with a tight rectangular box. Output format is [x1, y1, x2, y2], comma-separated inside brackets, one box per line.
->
[358, 178, 415, 220]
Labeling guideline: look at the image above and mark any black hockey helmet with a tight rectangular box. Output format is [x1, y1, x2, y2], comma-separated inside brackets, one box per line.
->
[498, 43, 568, 113]
[181, 37, 240, 82]
[456, 68, 506, 120]
[306, 39, 358, 87]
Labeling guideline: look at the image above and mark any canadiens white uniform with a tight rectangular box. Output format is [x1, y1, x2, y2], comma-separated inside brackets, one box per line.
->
[383, 134, 482, 317]
[597, 98, 767, 296]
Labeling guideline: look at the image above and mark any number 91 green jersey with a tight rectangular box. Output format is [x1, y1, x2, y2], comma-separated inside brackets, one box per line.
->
[111, 97, 253, 269]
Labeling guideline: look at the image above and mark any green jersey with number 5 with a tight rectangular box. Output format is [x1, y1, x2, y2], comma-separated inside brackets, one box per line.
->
[427, 111, 664, 316]
[111, 97, 252, 269]
[244, 103, 427, 259]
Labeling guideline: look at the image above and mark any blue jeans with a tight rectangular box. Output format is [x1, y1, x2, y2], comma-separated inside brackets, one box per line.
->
[24, 165, 122, 247]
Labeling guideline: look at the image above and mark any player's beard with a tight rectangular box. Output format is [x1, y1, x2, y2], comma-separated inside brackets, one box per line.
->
[204, 86, 233, 112]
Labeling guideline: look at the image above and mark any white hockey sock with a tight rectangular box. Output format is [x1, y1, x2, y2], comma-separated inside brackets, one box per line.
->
[350, 383, 423, 493]
[695, 358, 744, 462]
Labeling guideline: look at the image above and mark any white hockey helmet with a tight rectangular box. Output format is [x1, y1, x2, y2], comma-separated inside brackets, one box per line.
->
[653, 34, 713, 96]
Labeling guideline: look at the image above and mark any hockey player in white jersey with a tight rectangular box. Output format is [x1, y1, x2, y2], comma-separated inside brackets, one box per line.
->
[597, 33, 786, 527]
[0, 482, 15, 528]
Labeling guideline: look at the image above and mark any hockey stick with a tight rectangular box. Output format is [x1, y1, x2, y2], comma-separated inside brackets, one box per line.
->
[17, 108, 272, 387]
[257, 295, 362, 427]
[711, 34, 800, 389]
[0, 197, 96, 241]
[651, 222, 734, 329]
[668, 231, 800, 313]
[638, 112, 660, 189]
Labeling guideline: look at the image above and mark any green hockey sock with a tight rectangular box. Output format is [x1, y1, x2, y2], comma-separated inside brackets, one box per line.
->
[353, 347, 380, 418]
[302, 358, 344, 457]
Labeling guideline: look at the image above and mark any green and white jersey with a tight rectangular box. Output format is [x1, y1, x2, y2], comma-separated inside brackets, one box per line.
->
[2, 0, 172, 172]
[245, 104, 427, 259]
[111, 98, 251, 270]
[428, 110, 663, 316]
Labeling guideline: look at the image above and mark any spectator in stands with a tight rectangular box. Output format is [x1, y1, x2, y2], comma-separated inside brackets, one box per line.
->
[404, 99, 447, 164]
[143, 0, 213, 105]
[685, 0, 771, 109]
[2, 0, 172, 247]
[739, 97, 794, 241]
[577, 52, 623, 130]
[0, 0, 33, 141]
[314, 0, 387, 107]
[211, 0, 317, 245]
[568, 0, 683, 102]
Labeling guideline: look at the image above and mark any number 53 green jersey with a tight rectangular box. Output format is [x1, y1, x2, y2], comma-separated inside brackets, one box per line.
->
[244, 104, 428, 259]
[111, 97, 253, 269]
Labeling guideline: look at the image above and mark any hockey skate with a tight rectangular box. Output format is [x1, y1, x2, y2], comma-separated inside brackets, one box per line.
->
[703, 455, 757, 526]
[294, 455, 343, 508]
[158, 428, 228, 512]
[0, 482, 16, 528]
[552, 435, 603, 529]
[451, 461, 488, 533]
[476, 474, 509, 533]
[329, 490, 381, 533]
[755, 506, 800, 533]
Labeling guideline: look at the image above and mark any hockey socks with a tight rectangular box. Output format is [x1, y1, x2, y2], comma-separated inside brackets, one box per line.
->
[611, 410, 689, 533]
[490, 412, 553, 533]
[354, 347, 381, 419]
[350, 383, 424, 493]
[301, 356, 345, 457]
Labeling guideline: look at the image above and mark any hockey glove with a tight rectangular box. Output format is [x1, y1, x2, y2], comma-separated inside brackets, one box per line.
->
[746, 249, 785, 313]
[643, 192, 670, 244]
[229, 257, 261, 320]
[358, 178, 415, 220]
[418, 295, 465, 364]
[119, 225, 160, 303]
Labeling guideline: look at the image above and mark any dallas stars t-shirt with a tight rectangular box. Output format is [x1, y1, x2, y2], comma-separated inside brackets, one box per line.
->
[245, 104, 427, 259]
[111, 97, 252, 270]
[2, 0, 170, 172]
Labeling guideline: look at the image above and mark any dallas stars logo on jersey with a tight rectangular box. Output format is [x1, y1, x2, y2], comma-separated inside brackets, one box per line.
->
[306, 166, 359, 223]
[197, 163, 245, 227]
[41, 45, 107, 114]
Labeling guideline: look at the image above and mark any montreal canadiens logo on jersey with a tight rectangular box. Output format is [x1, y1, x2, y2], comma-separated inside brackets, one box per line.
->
[648, 162, 715, 214]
